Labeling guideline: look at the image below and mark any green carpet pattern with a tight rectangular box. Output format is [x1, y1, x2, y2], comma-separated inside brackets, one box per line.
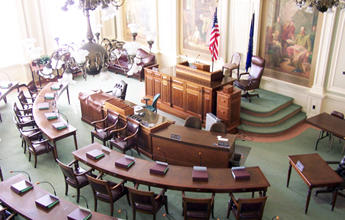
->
[238, 89, 306, 136]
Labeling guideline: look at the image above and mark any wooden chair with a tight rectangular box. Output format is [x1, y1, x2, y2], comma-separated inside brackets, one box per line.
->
[234, 56, 266, 102]
[222, 52, 241, 77]
[56, 159, 93, 203]
[17, 90, 34, 115]
[210, 122, 228, 134]
[109, 117, 140, 155]
[143, 93, 160, 113]
[91, 110, 119, 147]
[13, 116, 41, 154]
[20, 130, 56, 168]
[26, 80, 41, 100]
[328, 111, 345, 150]
[12, 102, 35, 126]
[86, 173, 130, 216]
[184, 116, 202, 130]
[128, 184, 169, 220]
[227, 193, 267, 220]
[182, 191, 214, 220]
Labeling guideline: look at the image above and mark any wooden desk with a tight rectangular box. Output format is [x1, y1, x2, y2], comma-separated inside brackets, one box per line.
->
[306, 112, 345, 151]
[287, 153, 343, 214]
[151, 124, 236, 168]
[0, 174, 117, 220]
[33, 82, 76, 158]
[0, 81, 19, 104]
[73, 143, 270, 194]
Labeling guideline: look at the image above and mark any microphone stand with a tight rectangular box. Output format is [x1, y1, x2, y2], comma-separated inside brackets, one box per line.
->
[72, 195, 89, 209]
[1, 71, 13, 88]
[10, 170, 31, 182]
[157, 148, 168, 163]
[36, 181, 57, 196]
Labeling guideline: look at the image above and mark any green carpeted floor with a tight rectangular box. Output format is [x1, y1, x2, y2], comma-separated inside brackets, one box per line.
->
[1, 73, 344, 220]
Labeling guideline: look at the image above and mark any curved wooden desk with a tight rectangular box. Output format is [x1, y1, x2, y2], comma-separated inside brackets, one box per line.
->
[33, 82, 77, 158]
[151, 124, 236, 168]
[73, 143, 270, 194]
[0, 174, 117, 220]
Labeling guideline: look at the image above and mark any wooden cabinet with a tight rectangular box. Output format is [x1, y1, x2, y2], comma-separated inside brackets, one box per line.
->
[216, 88, 242, 133]
[161, 74, 171, 106]
[185, 83, 202, 117]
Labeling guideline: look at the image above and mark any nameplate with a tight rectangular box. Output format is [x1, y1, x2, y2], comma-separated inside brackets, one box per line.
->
[170, 134, 181, 141]
[296, 160, 304, 171]
[218, 140, 230, 148]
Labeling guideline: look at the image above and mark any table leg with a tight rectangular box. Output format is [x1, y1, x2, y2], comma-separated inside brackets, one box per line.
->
[66, 85, 70, 105]
[74, 133, 78, 150]
[332, 189, 338, 211]
[287, 162, 292, 187]
[53, 142, 58, 160]
[3, 96, 7, 104]
[305, 188, 312, 214]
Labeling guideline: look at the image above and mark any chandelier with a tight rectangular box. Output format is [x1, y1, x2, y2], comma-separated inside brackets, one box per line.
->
[61, 0, 126, 75]
[295, 0, 345, 13]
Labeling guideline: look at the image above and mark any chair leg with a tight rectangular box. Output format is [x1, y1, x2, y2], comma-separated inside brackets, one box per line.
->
[91, 134, 94, 143]
[126, 191, 131, 205]
[65, 182, 68, 195]
[165, 196, 169, 214]
[94, 197, 98, 212]
[227, 200, 231, 218]
[34, 155, 38, 168]
[110, 202, 114, 216]
[136, 145, 141, 156]
[77, 188, 80, 203]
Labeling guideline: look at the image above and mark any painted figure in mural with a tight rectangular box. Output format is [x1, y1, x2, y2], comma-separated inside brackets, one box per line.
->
[272, 16, 283, 42]
[286, 26, 311, 73]
[192, 26, 201, 44]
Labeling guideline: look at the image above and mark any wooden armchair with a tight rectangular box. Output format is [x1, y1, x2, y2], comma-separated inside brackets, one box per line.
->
[109, 117, 140, 155]
[222, 52, 241, 77]
[26, 81, 42, 100]
[234, 56, 265, 102]
[91, 109, 119, 147]
[128, 183, 169, 220]
[182, 191, 214, 220]
[210, 122, 228, 134]
[56, 159, 94, 203]
[184, 116, 202, 130]
[17, 90, 34, 115]
[86, 173, 130, 216]
[20, 130, 56, 168]
[227, 192, 267, 220]
[13, 116, 41, 154]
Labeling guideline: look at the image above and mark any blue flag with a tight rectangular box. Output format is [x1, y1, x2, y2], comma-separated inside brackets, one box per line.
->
[245, 13, 255, 72]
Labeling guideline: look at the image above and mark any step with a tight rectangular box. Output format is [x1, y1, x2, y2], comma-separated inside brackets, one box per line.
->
[240, 104, 302, 127]
[240, 89, 294, 117]
[237, 111, 307, 136]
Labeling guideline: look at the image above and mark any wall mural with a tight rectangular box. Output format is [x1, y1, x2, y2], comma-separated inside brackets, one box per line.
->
[263, 0, 319, 87]
[181, 0, 218, 56]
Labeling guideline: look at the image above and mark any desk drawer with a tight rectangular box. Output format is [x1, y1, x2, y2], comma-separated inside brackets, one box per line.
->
[217, 105, 229, 118]
[217, 94, 229, 107]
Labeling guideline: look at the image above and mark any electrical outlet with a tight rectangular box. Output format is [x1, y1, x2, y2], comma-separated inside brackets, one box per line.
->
[312, 105, 315, 110]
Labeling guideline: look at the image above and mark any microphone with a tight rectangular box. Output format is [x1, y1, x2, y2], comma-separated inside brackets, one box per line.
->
[72, 195, 89, 209]
[36, 181, 57, 196]
[271, 216, 280, 220]
[199, 152, 202, 166]
[118, 209, 128, 220]
[194, 54, 200, 64]
[157, 147, 168, 163]
[54, 108, 69, 126]
[1, 71, 13, 87]
[10, 170, 31, 182]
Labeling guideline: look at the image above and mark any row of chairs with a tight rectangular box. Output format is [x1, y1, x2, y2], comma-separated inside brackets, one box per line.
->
[184, 116, 228, 134]
[57, 156, 267, 219]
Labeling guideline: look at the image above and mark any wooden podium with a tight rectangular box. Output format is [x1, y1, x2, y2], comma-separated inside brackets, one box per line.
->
[175, 61, 223, 83]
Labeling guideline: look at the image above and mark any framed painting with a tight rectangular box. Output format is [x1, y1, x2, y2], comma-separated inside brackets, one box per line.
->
[262, 0, 319, 87]
[180, 0, 218, 59]
[123, 0, 155, 44]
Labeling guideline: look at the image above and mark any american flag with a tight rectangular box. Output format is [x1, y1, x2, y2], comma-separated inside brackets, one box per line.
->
[209, 7, 220, 61]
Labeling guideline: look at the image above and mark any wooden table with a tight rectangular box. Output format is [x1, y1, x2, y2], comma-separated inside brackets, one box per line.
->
[306, 112, 345, 151]
[286, 153, 343, 214]
[73, 143, 270, 194]
[33, 82, 76, 158]
[0, 81, 19, 103]
[0, 174, 118, 220]
[151, 124, 236, 168]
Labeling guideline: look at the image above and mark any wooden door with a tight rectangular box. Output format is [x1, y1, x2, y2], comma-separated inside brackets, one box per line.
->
[153, 72, 162, 96]
[185, 83, 202, 117]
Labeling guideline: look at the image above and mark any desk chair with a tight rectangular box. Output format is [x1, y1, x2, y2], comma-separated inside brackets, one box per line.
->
[87, 173, 130, 216]
[184, 116, 202, 130]
[107, 80, 128, 100]
[182, 191, 214, 220]
[234, 56, 265, 102]
[56, 159, 93, 203]
[91, 110, 119, 147]
[17, 90, 34, 115]
[227, 192, 267, 220]
[210, 122, 228, 134]
[128, 184, 169, 220]
[13, 116, 41, 154]
[109, 117, 140, 155]
[143, 93, 160, 113]
[315, 157, 345, 211]
[20, 130, 56, 168]
[222, 52, 241, 77]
